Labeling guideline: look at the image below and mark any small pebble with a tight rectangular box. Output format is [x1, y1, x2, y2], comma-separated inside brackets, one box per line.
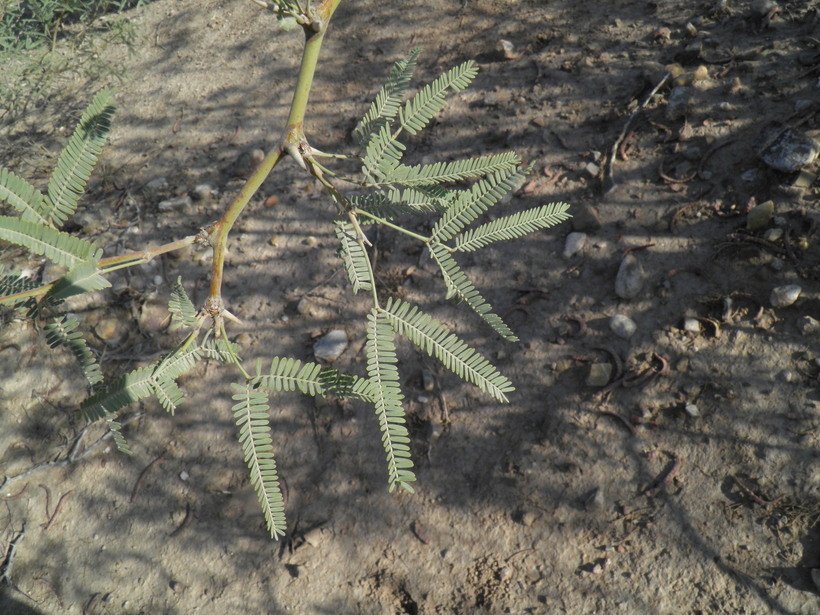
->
[570, 204, 601, 232]
[179, 471, 189, 481]
[498, 39, 518, 60]
[586, 363, 612, 387]
[798, 315, 820, 335]
[190, 183, 218, 202]
[615, 253, 646, 300]
[609, 314, 637, 339]
[666, 86, 692, 121]
[158, 195, 193, 214]
[144, 177, 169, 194]
[314, 329, 349, 362]
[746, 200, 774, 231]
[297, 297, 315, 315]
[422, 370, 436, 392]
[584, 487, 605, 511]
[519, 510, 537, 527]
[685, 403, 700, 417]
[770, 284, 801, 308]
[780, 369, 799, 384]
[763, 228, 783, 242]
[584, 162, 600, 178]
[563, 232, 587, 258]
[94, 317, 124, 345]
[682, 317, 701, 333]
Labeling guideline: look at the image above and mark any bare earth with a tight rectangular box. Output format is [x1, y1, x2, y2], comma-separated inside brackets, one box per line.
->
[1, 0, 818, 613]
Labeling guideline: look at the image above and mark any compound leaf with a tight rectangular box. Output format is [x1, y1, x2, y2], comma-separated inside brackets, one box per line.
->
[334, 220, 373, 294]
[79, 365, 155, 422]
[399, 60, 477, 135]
[429, 243, 517, 342]
[383, 297, 514, 402]
[0, 216, 101, 268]
[0, 167, 50, 226]
[44, 260, 111, 305]
[455, 202, 572, 252]
[231, 383, 286, 539]
[46, 88, 115, 228]
[44, 315, 103, 387]
[386, 152, 520, 187]
[362, 123, 405, 182]
[366, 310, 415, 493]
[168, 277, 198, 330]
[355, 48, 420, 146]
[431, 166, 526, 243]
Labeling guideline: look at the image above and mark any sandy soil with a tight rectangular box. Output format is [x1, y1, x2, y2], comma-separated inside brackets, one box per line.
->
[1, 0, 818, 613]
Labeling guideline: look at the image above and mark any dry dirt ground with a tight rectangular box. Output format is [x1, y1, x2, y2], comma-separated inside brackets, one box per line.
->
[1, 0, 819, 613]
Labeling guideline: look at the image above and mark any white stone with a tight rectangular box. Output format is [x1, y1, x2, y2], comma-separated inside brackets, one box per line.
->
[609, 314, 637, 339]
[563, 232, 587, 258]
[314, 329, 349, 362]
[770, 284, 801, 308]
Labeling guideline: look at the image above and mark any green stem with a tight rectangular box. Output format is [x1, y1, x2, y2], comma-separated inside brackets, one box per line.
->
[209, 0, 343, 304]
[354, 209, 431, 243]
[99, 235, 198, 268]
[208, 148, 284, 301]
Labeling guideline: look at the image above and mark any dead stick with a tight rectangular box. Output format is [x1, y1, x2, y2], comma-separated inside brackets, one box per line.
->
[39, 484, 52, 519]
[644, 457, 680, 497]
[169, 502, 193, 537]
[0, 523, 26, 584]
[604, 72, 670, 193]
[130, 453, 165, 504]
[43, 490, 74, 531]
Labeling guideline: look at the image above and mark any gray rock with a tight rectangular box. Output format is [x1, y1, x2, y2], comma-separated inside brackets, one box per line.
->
[609, 314, 637, 339]
[746, 200, 774, 231]
[760, 129, 818, 173]
[314, 329, 349, 362]
[563, 232, 587, 258]
[798, 315, 820, 335]
[586, 363, 612, 387]
[615, 253, 646, 300]
[571, 204, 601, 232]
[191, 183, 219, 202]
[666, 86, 692, 121]
[158, 195, 193, 213]
[684, 403, 700, 417]
[770, 284, 801, 308]
[144, 177, 169, 194]
[682, 317, 701, 333]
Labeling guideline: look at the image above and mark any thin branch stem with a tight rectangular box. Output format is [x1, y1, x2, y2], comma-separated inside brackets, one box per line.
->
[354, 208, 431, 243]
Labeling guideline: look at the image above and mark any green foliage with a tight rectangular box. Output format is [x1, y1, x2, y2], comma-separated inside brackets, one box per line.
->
[0, 216, 101, 268]
[382, 298, 514, 403]
[44, 315, 103, 387]
[231, 383, 286, 539]
[46, 88, 116, 227]
[168, 277, 199, 330]
[0, 36, 570, 540]
[366, 310, 415, 493]
[354, 47, 419, 146]
[454, 202, 571, 252]
[334, 220, 373, 294]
